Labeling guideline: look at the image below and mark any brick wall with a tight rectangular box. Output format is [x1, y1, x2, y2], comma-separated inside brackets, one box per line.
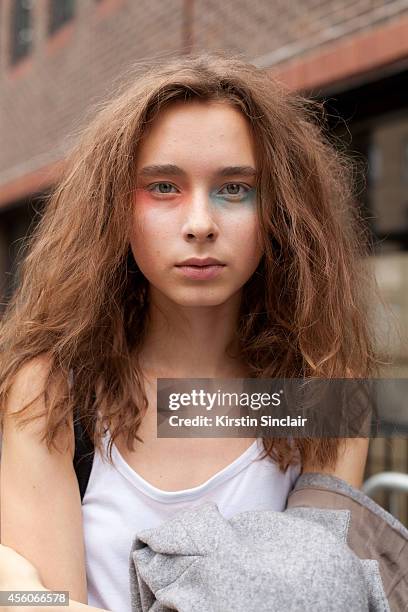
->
[193, 0, 408, 65]
[1, 0, 408, 203]
[0, 0, 184, 198]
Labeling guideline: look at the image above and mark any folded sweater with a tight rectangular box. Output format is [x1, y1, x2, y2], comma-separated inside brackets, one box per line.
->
[129, 472, 408, 612]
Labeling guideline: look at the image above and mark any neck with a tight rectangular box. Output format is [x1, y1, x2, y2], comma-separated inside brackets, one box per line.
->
[137, 286, 248, 379]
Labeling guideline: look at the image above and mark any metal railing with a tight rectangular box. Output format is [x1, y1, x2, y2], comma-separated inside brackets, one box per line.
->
[363, 471, 408, 518]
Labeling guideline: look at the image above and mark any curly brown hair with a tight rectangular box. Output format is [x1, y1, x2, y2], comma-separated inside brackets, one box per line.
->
[0, 51, 387, 472]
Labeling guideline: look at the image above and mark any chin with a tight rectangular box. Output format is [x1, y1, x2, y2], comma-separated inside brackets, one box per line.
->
[169, 288, 234, 308]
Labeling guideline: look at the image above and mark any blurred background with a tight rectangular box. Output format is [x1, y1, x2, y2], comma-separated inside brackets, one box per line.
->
[1, 0, 408, 523]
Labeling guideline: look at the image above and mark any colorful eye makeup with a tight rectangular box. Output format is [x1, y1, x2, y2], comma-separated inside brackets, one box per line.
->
[145, 182, 256, 204]
[210, 184, 256, 204]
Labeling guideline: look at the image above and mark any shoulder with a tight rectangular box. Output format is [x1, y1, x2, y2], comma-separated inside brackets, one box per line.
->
[302, 438, 369, 489]
[3, 352, 75, 460]
[6, 353, 52, 407]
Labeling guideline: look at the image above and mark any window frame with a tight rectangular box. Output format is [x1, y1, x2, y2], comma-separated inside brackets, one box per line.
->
[48, 0, 75, 36]
[10, 0, 33, 65]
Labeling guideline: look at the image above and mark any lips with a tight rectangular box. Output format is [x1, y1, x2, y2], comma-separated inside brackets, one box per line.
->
[175, 257, 226, 281]
[176, 257, 225, 267]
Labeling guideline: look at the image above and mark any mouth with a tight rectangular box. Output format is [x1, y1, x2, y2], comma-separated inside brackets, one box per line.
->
[174, 262, 226, 280]
[176, 264, 225, 269]
[176, 258, 225, 267]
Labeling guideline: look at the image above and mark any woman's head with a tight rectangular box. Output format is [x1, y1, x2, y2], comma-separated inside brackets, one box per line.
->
[131, 98, 263, 310]
[0, 51, 386, 468]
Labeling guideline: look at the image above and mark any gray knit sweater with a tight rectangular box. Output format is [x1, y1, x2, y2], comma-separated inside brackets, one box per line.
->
[129, 472, 408, 611]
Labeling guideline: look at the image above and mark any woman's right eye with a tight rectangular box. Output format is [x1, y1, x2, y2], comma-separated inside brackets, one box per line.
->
[147, 182, 179, 194]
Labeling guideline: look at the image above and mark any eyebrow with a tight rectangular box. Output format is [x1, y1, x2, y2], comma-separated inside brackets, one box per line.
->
[137, 164, 257, 178]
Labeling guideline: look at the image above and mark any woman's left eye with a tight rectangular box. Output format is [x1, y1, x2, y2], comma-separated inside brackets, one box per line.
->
[218, 184, 251, 198]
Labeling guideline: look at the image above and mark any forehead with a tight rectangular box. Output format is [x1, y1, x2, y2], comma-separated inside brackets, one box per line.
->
[136, 100, 256, 171]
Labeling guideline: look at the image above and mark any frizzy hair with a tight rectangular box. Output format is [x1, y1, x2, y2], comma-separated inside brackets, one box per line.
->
[0, 51, 386, 471]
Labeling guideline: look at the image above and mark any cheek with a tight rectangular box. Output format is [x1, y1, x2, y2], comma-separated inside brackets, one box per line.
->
[131, 196, 172, 274]
[130, 237, 166, 282]
[132, 189, 179, 235]
[132, 189, 151, 232]
[130, 201, 152, 266]
[226, 209, 262, 258]
[132, 192, 161, 244]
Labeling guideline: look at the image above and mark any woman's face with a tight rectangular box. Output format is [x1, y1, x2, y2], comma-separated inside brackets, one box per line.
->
[131, 99, 263, 307]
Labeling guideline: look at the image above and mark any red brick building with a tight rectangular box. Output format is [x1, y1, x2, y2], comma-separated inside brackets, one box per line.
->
[1, 1, 408, 270]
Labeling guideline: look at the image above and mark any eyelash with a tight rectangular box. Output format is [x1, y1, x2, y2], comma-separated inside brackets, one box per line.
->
[146, 182, 252, 199]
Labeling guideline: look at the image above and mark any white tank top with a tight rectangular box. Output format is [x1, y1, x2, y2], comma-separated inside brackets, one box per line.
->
[82, 434, 301, 612]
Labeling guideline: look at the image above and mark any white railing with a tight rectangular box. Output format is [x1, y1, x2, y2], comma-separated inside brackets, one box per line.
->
[363, 471, 408, 518]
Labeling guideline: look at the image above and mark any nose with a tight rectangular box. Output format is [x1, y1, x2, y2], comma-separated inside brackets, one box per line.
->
[182, 191, 219, 243]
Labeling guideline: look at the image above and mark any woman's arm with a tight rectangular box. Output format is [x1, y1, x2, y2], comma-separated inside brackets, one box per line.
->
[0, 355, 88, 603]
[0, 544, 110, 612]
[302, 437, 370, 488]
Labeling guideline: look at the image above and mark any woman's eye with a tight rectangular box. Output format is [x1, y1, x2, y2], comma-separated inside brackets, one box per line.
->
[147, 182, 179, 194]
[146, 182, 253, 199]
[218, 183, 251, 199]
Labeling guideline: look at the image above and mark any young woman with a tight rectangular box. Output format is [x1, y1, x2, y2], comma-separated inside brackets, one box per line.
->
[0, 52, 383, 612]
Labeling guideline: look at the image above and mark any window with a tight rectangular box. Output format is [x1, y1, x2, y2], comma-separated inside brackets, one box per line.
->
[49, 0, 75, 35]
[10, 0, 33, 64]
